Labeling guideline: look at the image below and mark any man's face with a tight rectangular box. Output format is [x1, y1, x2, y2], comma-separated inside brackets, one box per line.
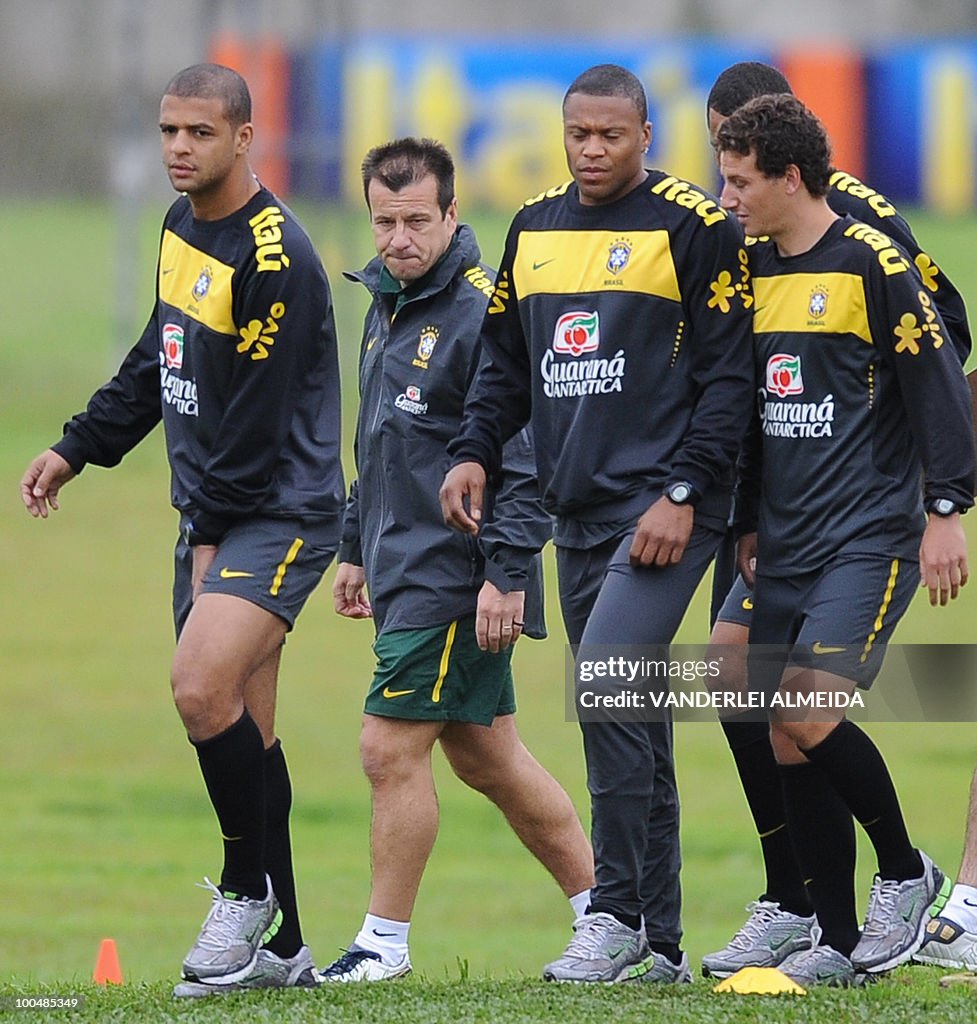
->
[159, 94, 248, 197]
[563, 92, 650, 206]
[367, 174, 457, 284]
[719, 148, 788, 238]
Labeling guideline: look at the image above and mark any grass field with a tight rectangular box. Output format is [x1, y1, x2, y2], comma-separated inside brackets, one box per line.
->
[2, 198, 977, 1021]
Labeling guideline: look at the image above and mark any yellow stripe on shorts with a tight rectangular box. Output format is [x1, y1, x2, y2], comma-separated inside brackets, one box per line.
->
[432, 620, 459, 704]
[270, 538, 304, 596]
[860, 559, 900, 664]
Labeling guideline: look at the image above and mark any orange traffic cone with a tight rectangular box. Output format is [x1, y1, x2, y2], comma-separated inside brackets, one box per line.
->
[93, 938, 123, 985]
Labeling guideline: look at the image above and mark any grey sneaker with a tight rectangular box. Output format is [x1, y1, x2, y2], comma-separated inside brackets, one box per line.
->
[851, 851, 950, 973]
[778, 944, 857, 987]
[317, 946, 412, 982]
[173, 945, 317, 997]
[617, 949, 693, 984]
[701, 899, 819, 978]
[181, 875, 282, 983]
[914, 914, 977, 970]
[542, 912, 648, 982]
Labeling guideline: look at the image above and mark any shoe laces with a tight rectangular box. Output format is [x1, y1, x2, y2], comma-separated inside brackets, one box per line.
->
[321, 947, 378, 978]
[194, 877, 257, 950]
[861, 876, 900, 937]
[565, 913, 632, 958]
[725, 900, 785, 951]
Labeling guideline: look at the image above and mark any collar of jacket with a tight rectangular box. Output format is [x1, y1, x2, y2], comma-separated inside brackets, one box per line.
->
[344, 224, 481, 309]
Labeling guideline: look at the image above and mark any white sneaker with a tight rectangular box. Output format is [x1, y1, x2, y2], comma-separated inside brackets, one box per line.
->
[701, 899, 819, 978]
[542, 912, 647, 982]
[851, 851, 950, 973]
[915, 915, 977, 970]
[181, 875, 281, 983]
[317, 946, 412, 982]
[173, 945, 317, 997]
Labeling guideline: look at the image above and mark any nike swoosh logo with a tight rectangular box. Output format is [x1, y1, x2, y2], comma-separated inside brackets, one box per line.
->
[741, 598, 753, 611]
[372, 929, 397, 937]
[901, 897, 921, 922]
[366, 336, 378, 351]
[964, 899, 977, 908]
[532, 259, 555, 270]
[382, 686, 415, 699]
[767, 932, 798, 951]
[220, 568, 255, 579]
[812, 641, 846, 655]
[162, 268, 175, 275]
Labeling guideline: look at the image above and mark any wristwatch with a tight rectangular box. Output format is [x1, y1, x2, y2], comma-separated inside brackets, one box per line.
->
[926, 497, 963, 517]
[664, 481, 696, 506]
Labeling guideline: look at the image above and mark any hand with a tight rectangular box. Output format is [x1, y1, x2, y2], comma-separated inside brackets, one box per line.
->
[476, 580, 525, 652]
[20, 449, 76, 518]
[919, 514, 969, 606]
[736, 532, 758, 589]
[332, 562, 373, 619]
[440, 461, 486, 535]
[191, 545, 218, 603]
[629, 497, 694, 567]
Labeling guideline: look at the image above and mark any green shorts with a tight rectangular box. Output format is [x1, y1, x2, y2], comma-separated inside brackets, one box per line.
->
[365, 615, 516, 725]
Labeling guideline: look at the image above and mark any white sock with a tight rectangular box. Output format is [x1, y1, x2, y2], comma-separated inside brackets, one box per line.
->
[945, 883, 977, 932]
[569, 888, 592, 919]
[354, 913, 410, 964]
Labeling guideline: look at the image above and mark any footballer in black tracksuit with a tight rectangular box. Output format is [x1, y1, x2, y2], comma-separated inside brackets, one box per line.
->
[736, 214, 975, 684]
[51, 186, 346, 630]
[714, 170, 972, 622]
[449, 172, 755, 945]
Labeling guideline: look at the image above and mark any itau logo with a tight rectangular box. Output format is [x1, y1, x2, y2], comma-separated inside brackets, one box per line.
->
[765, 353, 804, 398]
[553, 311, 600, 356]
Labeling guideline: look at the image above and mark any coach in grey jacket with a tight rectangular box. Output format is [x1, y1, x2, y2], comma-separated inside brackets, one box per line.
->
[320, 138, 593, 983]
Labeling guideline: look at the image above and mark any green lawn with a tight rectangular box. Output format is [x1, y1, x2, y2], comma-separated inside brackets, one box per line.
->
[2, 198, 976, 1021]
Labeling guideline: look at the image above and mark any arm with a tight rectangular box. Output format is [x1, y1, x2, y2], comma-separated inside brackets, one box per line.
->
[878, 261, 975, 605]
[475, 427, 551, 649]
[666, 219, 756, 504]
[477, 427, 551, 590]
[630, 218, 756, 566]
[444, 217, 534, 528]
[51, 312, 163, 474]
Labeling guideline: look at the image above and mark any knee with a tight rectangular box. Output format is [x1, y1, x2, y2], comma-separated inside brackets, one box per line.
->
[170, 659, 229, 739]
[451, 752, 499, 796]
[359, 723, 422, 788]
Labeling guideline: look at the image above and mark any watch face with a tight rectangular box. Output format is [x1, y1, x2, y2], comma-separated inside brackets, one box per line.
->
[669, 483, 691, 504]
[935, 499, 956, 515]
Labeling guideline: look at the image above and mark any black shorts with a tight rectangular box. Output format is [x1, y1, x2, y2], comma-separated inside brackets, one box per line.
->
[173, 513, 339, 637]
[714, 573, 754, 628]
[748, 554, 917, 695]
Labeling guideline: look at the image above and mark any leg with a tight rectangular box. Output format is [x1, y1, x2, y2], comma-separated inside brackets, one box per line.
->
[322, 715, 442, 983]
[547, 526, 720, 984]
[359, 714, 445, 923]
[172, 594, 287, 890]
[439, 714, 594, 897]
[172, 593, 288, 982]
[708, 601, 811, 916]
[579, 527, 721, 942]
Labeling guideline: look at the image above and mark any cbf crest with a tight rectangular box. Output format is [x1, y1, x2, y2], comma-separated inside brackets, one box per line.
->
[193, 265, 213, 302]
[412, 325, 439, 370]
[808, 286, 828, 321]
[607, 239, 632, 275]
